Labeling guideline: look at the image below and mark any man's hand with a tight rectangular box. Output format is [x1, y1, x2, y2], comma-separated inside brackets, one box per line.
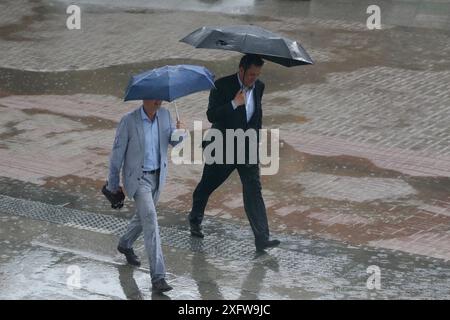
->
[233, 89, 245, 107]
[102, 183, 125, 209]
[176, 120, 185, 130]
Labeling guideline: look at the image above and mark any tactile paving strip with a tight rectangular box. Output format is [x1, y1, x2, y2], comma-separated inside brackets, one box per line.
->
[0, 194, 320, 272]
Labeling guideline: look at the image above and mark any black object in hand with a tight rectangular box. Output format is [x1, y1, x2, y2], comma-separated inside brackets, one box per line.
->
[102, 183, 125, 209]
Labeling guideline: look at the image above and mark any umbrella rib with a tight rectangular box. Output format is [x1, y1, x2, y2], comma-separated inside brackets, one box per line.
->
[133, 70, 155, 87]
[194, 28, 216, 48]
[167, 66, 171, 102]
[196, 29, 224, 49]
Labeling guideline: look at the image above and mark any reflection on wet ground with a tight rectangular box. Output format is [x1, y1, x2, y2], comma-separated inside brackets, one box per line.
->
[1, 211, 449, 299]
[1, 0, 450, 299]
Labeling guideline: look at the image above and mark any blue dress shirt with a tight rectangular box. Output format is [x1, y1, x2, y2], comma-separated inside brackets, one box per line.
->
[141, 106, 160, 171]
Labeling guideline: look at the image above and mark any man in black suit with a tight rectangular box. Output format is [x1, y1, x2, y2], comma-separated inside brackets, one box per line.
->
[188, 54, 280, 252]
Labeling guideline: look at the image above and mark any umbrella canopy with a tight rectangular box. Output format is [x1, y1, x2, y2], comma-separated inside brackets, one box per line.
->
[180, 25, 313, 67]
[124, 64, 215, 102]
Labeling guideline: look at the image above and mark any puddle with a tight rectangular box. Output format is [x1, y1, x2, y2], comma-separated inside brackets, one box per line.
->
[21, 108, 118, 132]
[0, 0, 54, 41]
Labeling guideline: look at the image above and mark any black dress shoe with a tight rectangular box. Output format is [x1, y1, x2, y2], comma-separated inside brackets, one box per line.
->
[256, 239, 281, 252]
[152, 278, 173, 293]
[190, 223, 204, 238]
[117, 246, 141, 267]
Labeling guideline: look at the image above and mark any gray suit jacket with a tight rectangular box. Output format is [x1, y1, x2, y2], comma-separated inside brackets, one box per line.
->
[107, 106, 183, 200]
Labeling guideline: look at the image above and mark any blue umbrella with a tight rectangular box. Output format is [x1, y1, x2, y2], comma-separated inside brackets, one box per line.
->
[124, 64, 215, 102]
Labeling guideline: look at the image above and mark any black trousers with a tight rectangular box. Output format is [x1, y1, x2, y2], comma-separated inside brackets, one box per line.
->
[189, 163, 270, 246]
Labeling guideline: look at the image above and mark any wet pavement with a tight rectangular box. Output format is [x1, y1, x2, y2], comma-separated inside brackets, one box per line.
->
[1, 196, 450, 299]
[1, 0, 450, 299]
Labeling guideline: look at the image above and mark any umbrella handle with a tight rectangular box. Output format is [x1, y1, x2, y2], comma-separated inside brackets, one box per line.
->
[174, 101, 180, 122]
[241, 67, 248, 104]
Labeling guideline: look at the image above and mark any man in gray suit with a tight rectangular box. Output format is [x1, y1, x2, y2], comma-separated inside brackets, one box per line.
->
[106, 99, 184, 293]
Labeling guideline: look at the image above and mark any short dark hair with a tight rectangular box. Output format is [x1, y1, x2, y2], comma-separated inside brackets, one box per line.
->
[239, 54, 264, 71]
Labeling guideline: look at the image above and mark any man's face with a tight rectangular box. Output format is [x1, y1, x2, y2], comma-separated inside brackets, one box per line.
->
[239, 64, 262, 88]
[143, 99, 162, 109]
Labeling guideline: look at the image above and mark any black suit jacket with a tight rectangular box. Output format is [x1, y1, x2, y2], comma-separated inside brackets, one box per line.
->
[204, 73, 265, 163]
[207, 73, 264, 131]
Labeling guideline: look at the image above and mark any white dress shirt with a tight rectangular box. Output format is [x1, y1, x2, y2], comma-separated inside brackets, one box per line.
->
[232, 73, 255, 122]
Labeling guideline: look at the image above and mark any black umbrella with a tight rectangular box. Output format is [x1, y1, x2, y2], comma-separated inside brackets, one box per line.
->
[180, 25, 313, 67]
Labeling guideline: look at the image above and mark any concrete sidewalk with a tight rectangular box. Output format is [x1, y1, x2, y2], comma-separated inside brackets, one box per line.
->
[1, 195, 450, 299]
[0, 0, 449, 299]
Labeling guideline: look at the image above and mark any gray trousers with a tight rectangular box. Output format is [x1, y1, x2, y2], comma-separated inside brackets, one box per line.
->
[118, 172, 165, 283]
